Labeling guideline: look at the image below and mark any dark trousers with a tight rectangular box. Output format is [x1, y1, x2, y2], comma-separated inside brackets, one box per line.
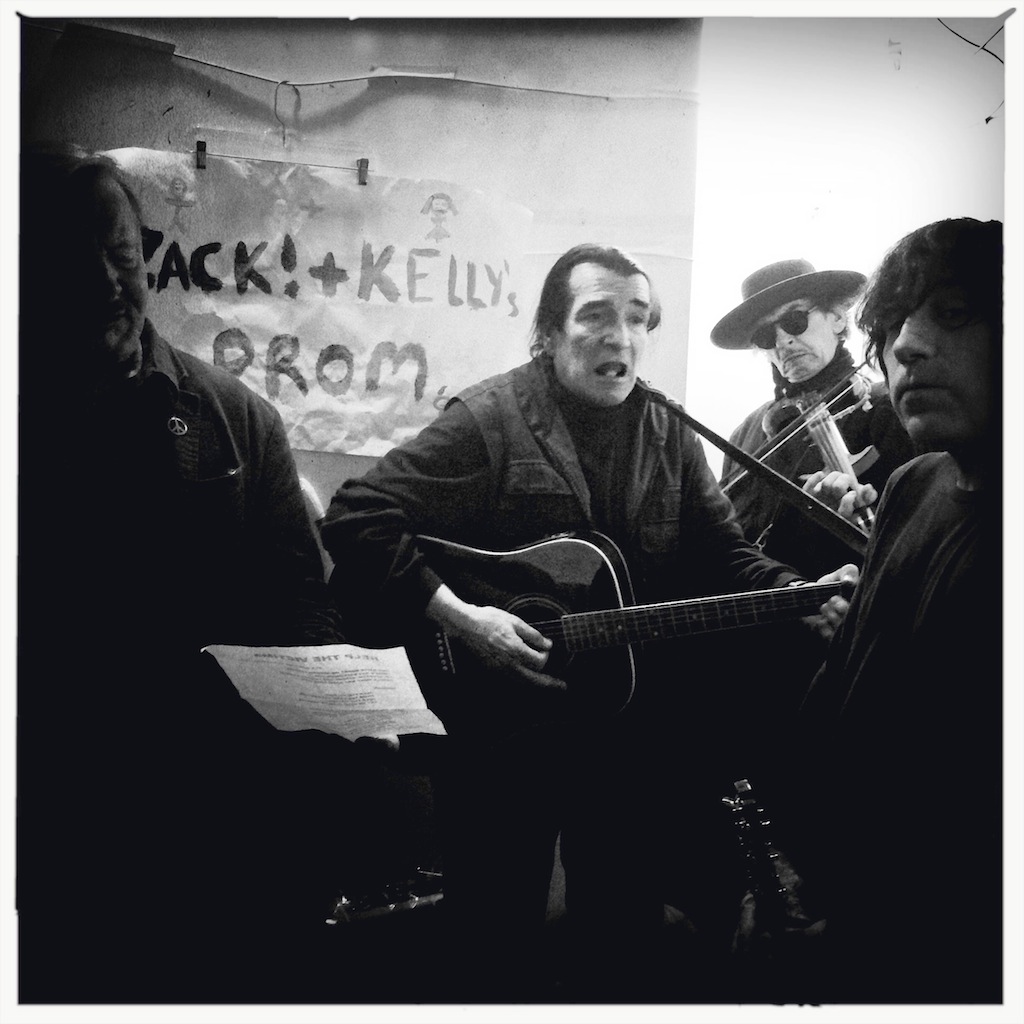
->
[429, 711, 738, 1002]
[17, 654, 352, 1004]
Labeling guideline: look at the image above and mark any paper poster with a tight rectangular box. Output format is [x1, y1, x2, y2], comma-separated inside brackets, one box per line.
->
[106, 147, 534, 454]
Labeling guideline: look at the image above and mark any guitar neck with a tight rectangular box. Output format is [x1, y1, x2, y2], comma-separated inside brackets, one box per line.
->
[549, 580, 842, 652]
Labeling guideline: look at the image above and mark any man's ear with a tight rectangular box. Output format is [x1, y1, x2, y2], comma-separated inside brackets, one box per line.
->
[829, 309, 847, 336]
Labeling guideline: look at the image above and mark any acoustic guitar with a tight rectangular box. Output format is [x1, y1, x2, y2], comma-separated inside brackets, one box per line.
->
[405, 532, 849, 729]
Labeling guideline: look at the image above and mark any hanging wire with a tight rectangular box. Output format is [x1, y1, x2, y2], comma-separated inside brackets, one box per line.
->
[935, 18, 1005, 125]
[984, 100, 1005, 125]
[937, 18, 1005, 64]
[175, 52, 624, 99]
[26, 19, 656, 100]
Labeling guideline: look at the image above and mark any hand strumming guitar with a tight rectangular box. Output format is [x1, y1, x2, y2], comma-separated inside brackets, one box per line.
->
[426, 583, 565, 691]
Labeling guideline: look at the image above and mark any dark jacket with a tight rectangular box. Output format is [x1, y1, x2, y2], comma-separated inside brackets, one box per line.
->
[323, 358, 799, 614]
[22, 320, 338, 655]
[321, 359, 801, 731]
[795, 454, 1002, 1001]
[139, 322, 339, 648]
[456, 358, 800, 603]
[18, 321, 343, 1001]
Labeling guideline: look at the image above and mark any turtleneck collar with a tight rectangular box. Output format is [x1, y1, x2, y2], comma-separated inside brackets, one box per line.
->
[543, 356, 642, 426]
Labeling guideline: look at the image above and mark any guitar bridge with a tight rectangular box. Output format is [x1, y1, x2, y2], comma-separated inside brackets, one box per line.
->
[434, 631, 453, 674]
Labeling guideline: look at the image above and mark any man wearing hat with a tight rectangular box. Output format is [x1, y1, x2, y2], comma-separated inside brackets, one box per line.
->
[711, 259, 914, 579]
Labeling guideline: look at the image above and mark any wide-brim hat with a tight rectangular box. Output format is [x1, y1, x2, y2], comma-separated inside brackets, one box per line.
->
[710, 258, 867, 350]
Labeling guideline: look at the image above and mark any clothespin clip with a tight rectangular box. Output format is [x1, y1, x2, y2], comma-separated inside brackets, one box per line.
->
[357, 158, 369, 185]
[195, 140, 207, 170]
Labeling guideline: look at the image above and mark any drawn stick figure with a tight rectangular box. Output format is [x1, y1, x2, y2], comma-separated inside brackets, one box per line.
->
[165, 176, 195, 232]
[421, 192, 457, 242]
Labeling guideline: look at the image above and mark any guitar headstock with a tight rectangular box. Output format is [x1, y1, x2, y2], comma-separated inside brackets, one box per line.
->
[722, 777, 813, 934]
[722, 778, 760, 825]
[722, 778, 783, 906]
[326, 868, 444, 925]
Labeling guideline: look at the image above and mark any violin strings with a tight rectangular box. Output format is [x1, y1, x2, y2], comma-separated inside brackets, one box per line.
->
[805, 406, 857, 478]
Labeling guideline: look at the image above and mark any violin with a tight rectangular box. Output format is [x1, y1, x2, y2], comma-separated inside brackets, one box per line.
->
[722, 369, 880, 505]
[802, 403, 877, 532]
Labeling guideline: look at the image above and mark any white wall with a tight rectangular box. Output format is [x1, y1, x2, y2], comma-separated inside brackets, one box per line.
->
[688, 15, 1008, 476]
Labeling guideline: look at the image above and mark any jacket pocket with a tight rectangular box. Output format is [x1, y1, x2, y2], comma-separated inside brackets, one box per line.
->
[491, 460, 579, 544]
[639, 485, 681, 553]
[505, 459, 574, 495]
[183, 467, 247, 544]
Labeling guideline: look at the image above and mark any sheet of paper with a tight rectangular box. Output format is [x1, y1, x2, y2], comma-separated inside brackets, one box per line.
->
[202, 643, 446, 742]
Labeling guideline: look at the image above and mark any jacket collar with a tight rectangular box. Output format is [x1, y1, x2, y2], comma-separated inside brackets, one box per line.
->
[514, 359, 668, 530]
[515, 359, 592, 510]
[139, 320, 183, 400]
[139, 321, 232, 482]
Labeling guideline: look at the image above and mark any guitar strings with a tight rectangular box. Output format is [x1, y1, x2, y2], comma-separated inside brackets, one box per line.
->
[530, 580, 843, 649]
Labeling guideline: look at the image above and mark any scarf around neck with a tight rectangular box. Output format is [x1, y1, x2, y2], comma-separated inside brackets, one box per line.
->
[772, 344, 855, 401]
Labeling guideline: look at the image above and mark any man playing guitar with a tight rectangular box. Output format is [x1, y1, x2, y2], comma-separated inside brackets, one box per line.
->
[321, 244, 855, 1001]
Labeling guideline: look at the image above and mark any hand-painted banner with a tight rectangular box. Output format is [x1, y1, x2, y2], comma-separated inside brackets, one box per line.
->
[105, 148, 533, 454]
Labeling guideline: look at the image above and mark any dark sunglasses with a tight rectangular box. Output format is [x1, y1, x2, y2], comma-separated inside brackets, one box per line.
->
[751, 307, 813, 349]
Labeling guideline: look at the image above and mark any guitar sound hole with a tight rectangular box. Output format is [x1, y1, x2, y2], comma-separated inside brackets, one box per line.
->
[506, 594, 572, 678]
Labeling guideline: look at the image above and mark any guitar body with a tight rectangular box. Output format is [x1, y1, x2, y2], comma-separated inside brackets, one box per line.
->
[406, 532, 638, 734]
[403, 530, 845, 736]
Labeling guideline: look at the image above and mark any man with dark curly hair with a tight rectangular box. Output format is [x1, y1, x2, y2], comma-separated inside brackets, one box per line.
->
[797, 218, 1003, 1003]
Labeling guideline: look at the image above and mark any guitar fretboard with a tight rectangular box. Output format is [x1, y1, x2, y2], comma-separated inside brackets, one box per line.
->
[541, 581, 842, 652]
